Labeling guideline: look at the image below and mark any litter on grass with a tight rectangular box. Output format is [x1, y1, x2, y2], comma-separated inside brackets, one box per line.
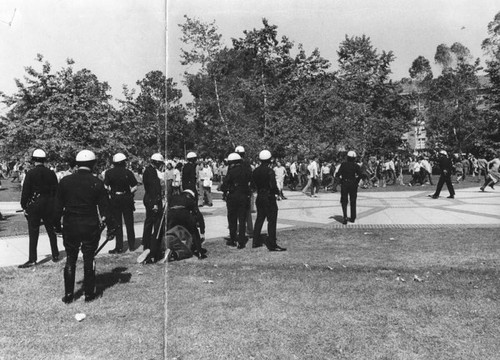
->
[203, 280, 214, 284]
[75, 313, 86, 322]
[413, 275, 424, 282]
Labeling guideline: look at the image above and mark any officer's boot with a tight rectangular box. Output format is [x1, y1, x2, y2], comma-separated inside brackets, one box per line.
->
[341, 204, 348, 225]
[280, 190, 287, 200]
[62, 266, 75, 304]
[84, 262, 97, 302]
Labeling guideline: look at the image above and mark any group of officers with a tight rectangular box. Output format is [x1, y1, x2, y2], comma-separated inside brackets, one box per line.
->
[18, 148, 166, 304]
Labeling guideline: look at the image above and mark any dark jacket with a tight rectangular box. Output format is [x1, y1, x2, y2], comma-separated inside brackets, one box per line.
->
[252, 164, 279, 196]
[142, 165, 162, 209]
[21, 164, 58, 210]
[220, 163, 253, 196]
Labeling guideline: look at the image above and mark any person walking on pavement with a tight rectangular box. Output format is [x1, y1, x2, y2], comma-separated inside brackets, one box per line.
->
[480, 154, 500, 191]
[104, 153, 138, 254]
[335, 151, 362, 225]
[182, 152, 198, 199]
[55, 150, 116, 303]
[221, 152, 253, 249]
[428, 150, 456, 199]
[252, 150, 286, 252]
[18, 149, 60, 268]
[141, 153, 165, 263]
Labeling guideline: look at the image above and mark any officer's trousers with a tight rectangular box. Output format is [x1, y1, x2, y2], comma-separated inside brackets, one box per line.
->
[433, 174, 455, 197]
[27, 196, 59, 262]
[253, 193, 278, 249]
[110, 194, 135, 251]
[226, 191, 249, 246]
[63, 215, 99, 296]
[142, 205, 164, 259]
[340, 180, 358, 221]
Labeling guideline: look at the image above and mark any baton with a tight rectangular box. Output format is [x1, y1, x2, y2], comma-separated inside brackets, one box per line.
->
[94, 223, 111, 256]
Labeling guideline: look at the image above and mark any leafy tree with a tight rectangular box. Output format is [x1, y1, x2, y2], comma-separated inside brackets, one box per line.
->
[426, 43, 483, 152]
[336, 35, 412, 156]
[0, 55, 117, 163]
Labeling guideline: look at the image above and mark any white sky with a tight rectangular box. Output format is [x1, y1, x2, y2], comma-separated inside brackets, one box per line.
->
[168, 0, 499, 100]
[1, 0, 499, 110]
[0, 0, 165, 109]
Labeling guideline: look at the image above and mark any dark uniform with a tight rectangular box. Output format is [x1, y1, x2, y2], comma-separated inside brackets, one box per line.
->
[252, 163, 285, 250]
[430, 154, 455, 198]
[104, 165, 138, 252]
[20, 164, 59, 265]
[167, 192, 206, 258]
[335, 159, 362, 224]
[141, 164, 163, 261]
[181, 161, 198, 195]
[55, 168, 113, 302]
[221, 162, 253, 248]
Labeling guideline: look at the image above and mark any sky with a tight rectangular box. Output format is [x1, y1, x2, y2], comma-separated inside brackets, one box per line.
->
[167, 0, 499, 101]
[1, 0, 499, 112]
[0, 0, 165, 112]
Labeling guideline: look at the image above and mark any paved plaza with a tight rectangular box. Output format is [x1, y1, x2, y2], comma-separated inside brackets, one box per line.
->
[0, 186, 499, 268]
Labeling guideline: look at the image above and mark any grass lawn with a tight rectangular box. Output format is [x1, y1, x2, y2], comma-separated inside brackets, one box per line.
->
[0, 252, 165, 360]
[167, 227, 500, 360]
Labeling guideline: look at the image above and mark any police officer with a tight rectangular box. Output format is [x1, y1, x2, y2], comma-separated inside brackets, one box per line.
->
[104, 153, 138, 253]
[55, 150, 115, 303]
[182, 151, 198, 198]
[141, 153, 164, 263]
[335, 151, 362, 225]
[428, 150, 456, 199]
[252, 150, 286, 251]
[235, 146, 254, 238]
[19, 149, 59, 268]
[167, 189, 207, 259]
[221, 152, 253, 249]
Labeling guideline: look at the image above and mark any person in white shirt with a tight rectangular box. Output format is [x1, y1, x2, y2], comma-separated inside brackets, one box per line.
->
[199, 161, 213, 206]
[302, 156, 319, 197]
[274, 160, 287, 200]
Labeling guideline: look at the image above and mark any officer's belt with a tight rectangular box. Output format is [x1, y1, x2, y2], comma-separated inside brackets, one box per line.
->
[112, 191, 129, 195]
[169, 205, 186, 210]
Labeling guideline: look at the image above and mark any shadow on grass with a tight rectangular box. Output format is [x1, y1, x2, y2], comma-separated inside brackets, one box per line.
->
[329, 214, 346, 224]
[75, 266, 132, 300]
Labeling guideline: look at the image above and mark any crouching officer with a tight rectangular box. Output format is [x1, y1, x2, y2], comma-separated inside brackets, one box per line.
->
[335, 151, 362, 224]
[221, 152, 253, 249]
[252, 150, 286, 251]
[19, 149, 59, 268]
[104, 153, 138, 253]
[167, 189, 207, 259]
[55, 150, 116, 303]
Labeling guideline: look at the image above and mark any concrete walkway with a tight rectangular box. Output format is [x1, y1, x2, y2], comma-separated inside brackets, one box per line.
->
[1, 186, 499, 268]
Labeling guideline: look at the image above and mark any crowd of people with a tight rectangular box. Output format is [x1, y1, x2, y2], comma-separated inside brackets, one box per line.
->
[5, 145, 500, 304]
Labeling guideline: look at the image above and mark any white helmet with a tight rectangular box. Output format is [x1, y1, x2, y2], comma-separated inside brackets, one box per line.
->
[235, 145, 245, 154]
[32, 149, 46, 159]
[76, 150, 96, 162]
[227, 153, 241, 162]
[183, 189, 195, 197]
[347, 151, 357, 158]
[113, 153, 126, 163]
[186, 151, 197, 159]
[439, 150, 448, 156]
[259, 150, 272, 161]
[151, 153, 164, 162]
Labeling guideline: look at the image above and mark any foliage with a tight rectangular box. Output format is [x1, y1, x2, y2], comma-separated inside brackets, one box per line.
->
[0, 55, 117, 164]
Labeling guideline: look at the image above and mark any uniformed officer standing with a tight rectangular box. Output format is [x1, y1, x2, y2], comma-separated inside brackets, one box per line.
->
[55, 150, 115, 303]
[252, 150, 286, 251]
[182, 152, 198, 197]
[428, 150, 456, 199]
[221, 152, 253, 249]
[104, 153, 138, 253]
[18, 149, 59, 268]
[141, 153, 164, 263]
[235, 146, 255, 238]
[335, 151, 362, 225]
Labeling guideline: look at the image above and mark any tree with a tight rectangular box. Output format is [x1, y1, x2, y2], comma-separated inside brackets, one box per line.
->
[0, 55, 118, 163]
[426, 43, 483, 152]
[336, 35, 412, 156]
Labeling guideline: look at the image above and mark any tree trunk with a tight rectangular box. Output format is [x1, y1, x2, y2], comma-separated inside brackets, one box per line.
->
[213, 78, 234, 147]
